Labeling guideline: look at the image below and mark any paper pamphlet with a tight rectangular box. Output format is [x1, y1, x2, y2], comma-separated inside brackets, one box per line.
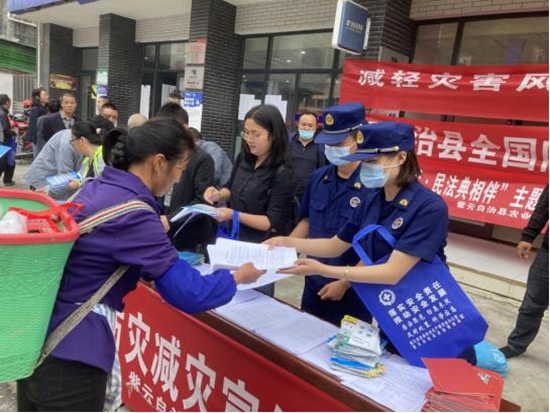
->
[207, 238, 297, 270]
[237, 270, 291, 291]
[342, 353, 432, 412]
[170, 204, 220, 223]
[256, 313, 338, 355]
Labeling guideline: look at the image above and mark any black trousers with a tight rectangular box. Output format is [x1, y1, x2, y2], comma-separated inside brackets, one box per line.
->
[17, 356, 107, 412]
[507, 247, 549, 353]
[0, 153, 15, 184]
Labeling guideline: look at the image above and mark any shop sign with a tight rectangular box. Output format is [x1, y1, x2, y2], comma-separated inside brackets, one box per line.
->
[187, 40, 206, 65]
[48, 74, 77, 91]
[184, 66, 205, 90]
[332, 0, 371, 55]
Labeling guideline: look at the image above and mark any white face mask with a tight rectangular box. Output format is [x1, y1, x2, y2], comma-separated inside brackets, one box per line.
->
[359, 158, 401, 188]
[324, 142, 357, 166]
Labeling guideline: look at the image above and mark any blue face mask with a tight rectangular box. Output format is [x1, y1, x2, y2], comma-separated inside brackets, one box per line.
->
[325, 144, 354, 166]
[299, 129, 315, 140]
[360, 163, 389, 188]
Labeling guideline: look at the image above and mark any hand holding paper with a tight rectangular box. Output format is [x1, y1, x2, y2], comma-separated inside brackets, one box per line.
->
[207, 238, 298, 271]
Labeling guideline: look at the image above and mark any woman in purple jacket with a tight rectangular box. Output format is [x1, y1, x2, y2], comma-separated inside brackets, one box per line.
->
[17, 118, 263, 411]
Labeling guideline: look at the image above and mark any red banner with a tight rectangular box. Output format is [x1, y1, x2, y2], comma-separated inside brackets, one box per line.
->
[116, 285, 353, 412]
[342, 60, 549, 122]
[368, 114, 548, 229]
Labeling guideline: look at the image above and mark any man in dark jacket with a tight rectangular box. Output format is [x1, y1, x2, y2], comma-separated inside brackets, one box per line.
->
[156, 102, 217, 251]
[500, 184, 549, 358]
[28, 87, 49, 158]
[41, 91, 79, 144]
[0, 94, 16, 186]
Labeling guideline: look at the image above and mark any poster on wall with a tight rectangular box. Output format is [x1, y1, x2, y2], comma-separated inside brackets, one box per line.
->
[140, 85, 151, 119]
[183, 91, 203, 129]
[96, 68, 108, 97]
[187, 39, 207, 65]
[238, 94, 261, 120]
[265, 95, 288, 121]
[49, 74, 77, 91]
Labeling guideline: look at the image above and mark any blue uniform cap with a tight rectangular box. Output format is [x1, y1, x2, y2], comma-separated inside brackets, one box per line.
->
[342, 121, 415, 161]
[316, 102, 366, 145]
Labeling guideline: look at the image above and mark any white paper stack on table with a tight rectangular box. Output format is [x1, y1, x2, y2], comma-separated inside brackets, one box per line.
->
[330, 315, 385, 378]
[207, 238, 297, 271]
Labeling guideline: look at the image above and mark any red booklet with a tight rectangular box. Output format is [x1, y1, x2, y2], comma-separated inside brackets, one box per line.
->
[422, 358, 504, 412]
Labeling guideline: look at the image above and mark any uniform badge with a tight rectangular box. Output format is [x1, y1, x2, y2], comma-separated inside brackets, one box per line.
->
[349, 196, 361, 208]
[325, 114, 334, 126]
[357, 131, 364, 144]
[399, 198, 409, 207]
[392, 217, 404, 230]
[354, 182, 361, 189]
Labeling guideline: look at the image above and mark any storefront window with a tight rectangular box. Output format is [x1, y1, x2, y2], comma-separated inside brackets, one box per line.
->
[243, 37, 268, 70]
[141, 42, 187, 117]
[271, 32, 335, 69]
[297, 73, 331, 113]
[143, 44, 156, 69]
[159, 42, 187, 71]
[266, 73, 297, 123]
[413, 23, 458, 65]
[457, 17, 549, 65]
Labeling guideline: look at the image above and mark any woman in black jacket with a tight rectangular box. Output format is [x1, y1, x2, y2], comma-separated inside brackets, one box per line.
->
[203, 105, 297, 294]
[28, 87, 49, 157]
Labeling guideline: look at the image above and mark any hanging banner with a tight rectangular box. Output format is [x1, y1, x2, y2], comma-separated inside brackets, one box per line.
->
[117, 285, 353, 412]
[368, 114, 548, 229]
[342, 60, 549, 122]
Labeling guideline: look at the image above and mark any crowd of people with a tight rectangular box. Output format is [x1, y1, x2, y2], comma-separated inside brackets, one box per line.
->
[0, 89, 546, 411]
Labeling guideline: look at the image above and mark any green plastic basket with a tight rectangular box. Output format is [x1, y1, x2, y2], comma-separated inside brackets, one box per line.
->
[0, 189, 79, 383]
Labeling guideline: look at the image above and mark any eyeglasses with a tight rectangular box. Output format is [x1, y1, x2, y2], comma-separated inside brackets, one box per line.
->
[70, 137, 81, 144]
[240, 130, 264, 142]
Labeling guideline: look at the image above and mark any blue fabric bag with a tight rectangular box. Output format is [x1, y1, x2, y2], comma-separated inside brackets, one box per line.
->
[474, 341, 508, 377]
[7, 137, 17, 167]
[351, 224, 488, 367]
[217, 210, 239, 240]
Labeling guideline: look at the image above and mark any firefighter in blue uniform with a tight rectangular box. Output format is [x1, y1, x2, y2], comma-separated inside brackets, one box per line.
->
[271, 121, 476, 364]
[291, 102, 372, 325]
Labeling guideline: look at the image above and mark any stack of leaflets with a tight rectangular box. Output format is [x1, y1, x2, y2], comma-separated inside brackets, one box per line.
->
[177, 251, 205, 267]
[329, 315, 385, 378]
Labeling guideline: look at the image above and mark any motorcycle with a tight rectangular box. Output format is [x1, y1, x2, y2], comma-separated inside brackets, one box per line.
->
[11, 99, 33, 160]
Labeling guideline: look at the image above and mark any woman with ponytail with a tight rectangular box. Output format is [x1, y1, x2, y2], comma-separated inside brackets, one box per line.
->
[17, 118, 264, 411]
[67, 116, 114, 191]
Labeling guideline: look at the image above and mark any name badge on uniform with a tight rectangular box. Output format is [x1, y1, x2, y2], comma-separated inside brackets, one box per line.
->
[350, 196, 361, 208]
[392, 217, 404, 230]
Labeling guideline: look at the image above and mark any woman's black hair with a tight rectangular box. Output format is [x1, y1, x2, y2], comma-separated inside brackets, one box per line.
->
[395, 150, 421, 187]
[102, 117, 195, 171]
[31, 87, 46, 104]
[243, 104, 289, 166]
[90, 115, 114, 142]
[72, 121, 102, 146]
